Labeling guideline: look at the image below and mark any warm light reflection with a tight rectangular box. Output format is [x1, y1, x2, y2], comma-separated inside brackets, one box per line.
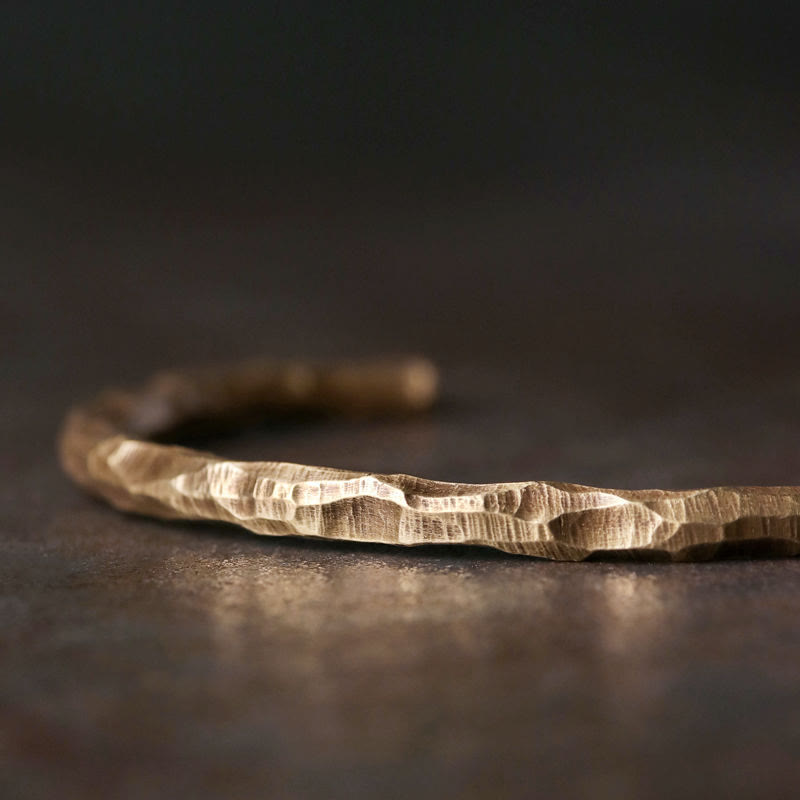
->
[156, 544, 692, 760]
[599, 570, 678, 655]
[189, 550, 560, 666]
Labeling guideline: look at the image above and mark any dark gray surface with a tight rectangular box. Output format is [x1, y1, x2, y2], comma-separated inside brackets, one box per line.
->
[5, 3, 800, 794]
[3, 153, 800, 799]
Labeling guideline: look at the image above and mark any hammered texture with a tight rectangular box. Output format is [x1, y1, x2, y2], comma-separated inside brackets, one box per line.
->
[58, 358, 800, 561]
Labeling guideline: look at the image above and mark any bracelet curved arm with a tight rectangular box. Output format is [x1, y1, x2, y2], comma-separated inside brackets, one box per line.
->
[58, 357, 800, 561]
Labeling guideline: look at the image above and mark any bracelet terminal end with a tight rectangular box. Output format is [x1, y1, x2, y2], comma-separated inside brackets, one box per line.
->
[316, 356, 439, 416]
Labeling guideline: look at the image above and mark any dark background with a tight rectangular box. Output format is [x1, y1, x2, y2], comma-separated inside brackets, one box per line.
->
[3, 1, 798, 184]
[4, 1, 800, 378]
[3, 3, 800, 799]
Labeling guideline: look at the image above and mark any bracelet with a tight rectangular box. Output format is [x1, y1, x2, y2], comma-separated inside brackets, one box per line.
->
[58, 357, 800, 561]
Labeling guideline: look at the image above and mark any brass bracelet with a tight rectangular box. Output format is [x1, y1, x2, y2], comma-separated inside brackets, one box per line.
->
[58, 357, 800, 561]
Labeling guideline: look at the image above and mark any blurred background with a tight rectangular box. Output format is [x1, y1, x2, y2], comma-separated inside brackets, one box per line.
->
[5, 0, 800, 490]
[3, 0, 798, 385]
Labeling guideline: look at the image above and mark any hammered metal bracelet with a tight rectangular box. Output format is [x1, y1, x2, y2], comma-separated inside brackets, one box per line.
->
[58, 357, 800, 561]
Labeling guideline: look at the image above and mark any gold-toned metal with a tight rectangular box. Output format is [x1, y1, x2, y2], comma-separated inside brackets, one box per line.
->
[58, 357, 800, 561]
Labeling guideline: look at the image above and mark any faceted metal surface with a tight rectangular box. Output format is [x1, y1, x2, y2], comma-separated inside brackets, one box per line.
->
[59, 359, 800, 561]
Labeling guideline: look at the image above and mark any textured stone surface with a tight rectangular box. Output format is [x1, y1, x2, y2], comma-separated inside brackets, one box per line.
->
[5, 162, 800, 799]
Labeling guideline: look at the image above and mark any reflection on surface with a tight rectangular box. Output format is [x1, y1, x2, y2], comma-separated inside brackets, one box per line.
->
[599, 571, 674, 655]
[181, 542, 690, 725]
[25, 507, 800, 798]
[199, 549, 561, 663]
[187, 545, 689, 674]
